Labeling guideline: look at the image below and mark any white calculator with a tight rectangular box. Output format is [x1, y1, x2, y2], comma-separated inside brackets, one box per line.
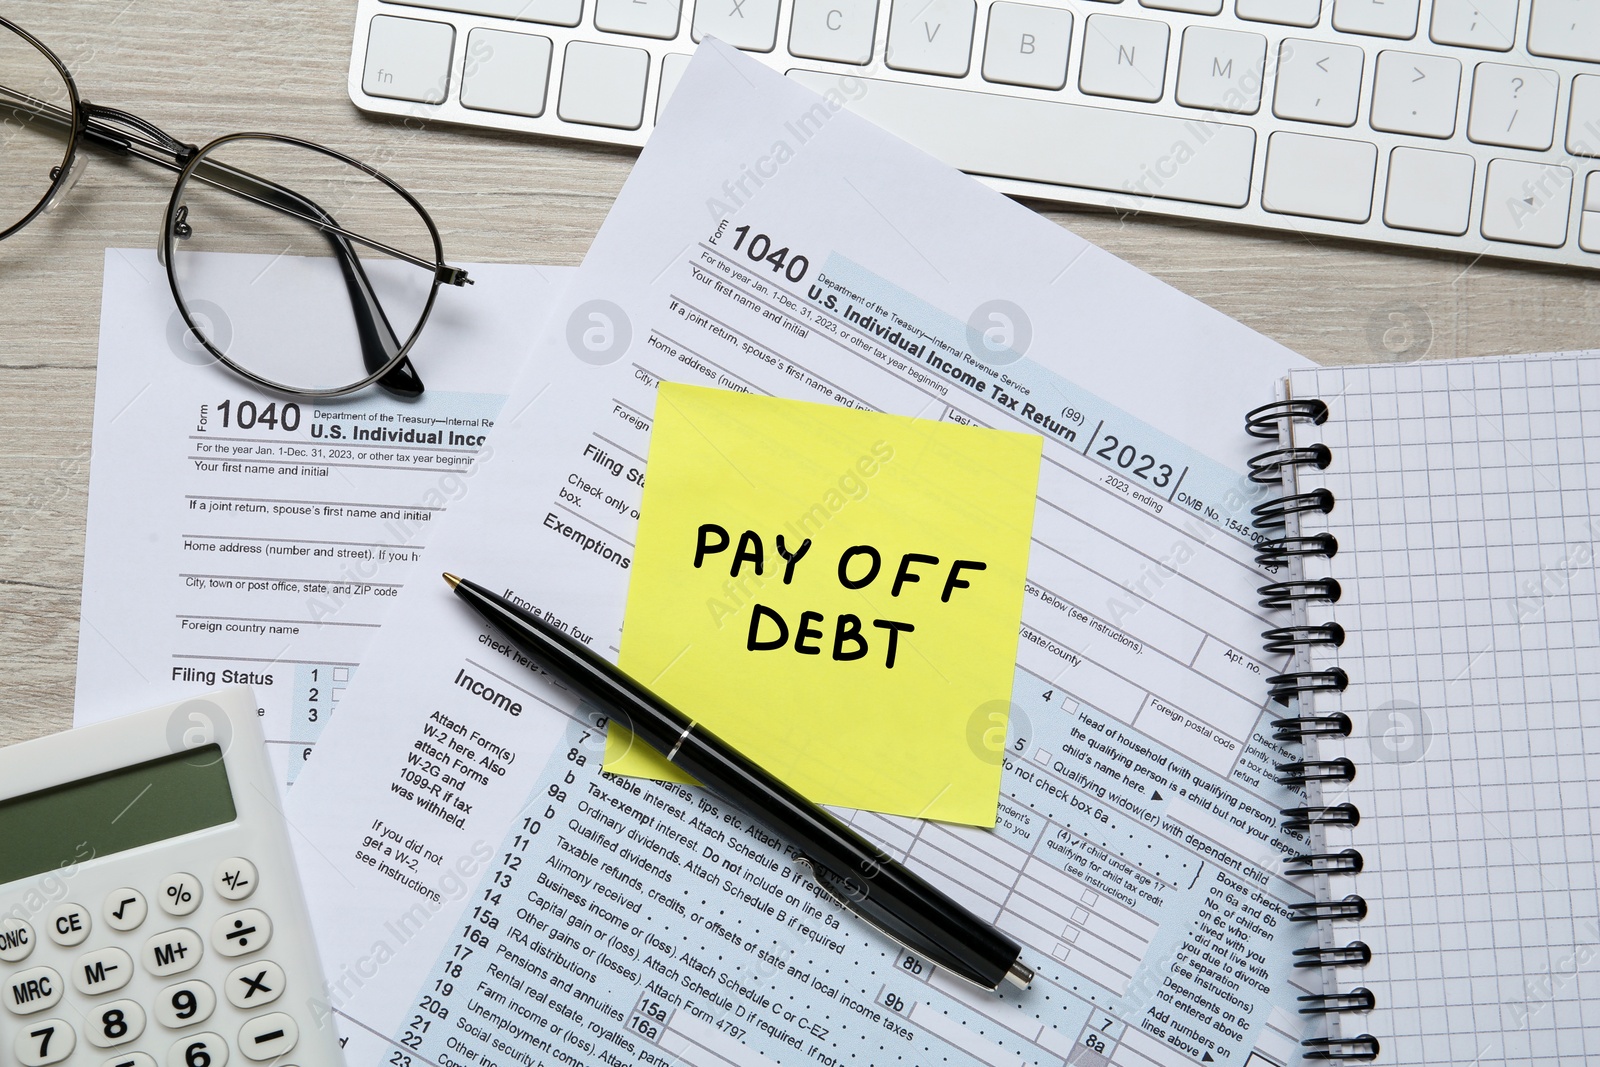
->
[0, 688, 343, 1067]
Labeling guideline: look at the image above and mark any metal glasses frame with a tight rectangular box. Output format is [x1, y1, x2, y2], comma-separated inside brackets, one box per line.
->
[0, 15, 473, 398]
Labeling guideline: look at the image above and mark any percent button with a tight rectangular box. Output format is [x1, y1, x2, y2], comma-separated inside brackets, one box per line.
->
[211, 910, 272, 959]
[157, 874, 202, 918]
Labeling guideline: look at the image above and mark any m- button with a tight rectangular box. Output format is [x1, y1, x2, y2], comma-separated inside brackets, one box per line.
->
[142, 929, 204, 978]
[73, 947, 134, 996]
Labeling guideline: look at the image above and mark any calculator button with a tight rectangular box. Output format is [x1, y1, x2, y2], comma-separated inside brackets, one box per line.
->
[85, 1000, 145, 1048]
[167, 1033, 227, 1067]
[238, 1013, 297, 1061]
[155, 980, 216, 1029]
[104, 1053, 157, 1067]
[46, 903, 91, 946]
[225, 961, 284, 1009]
[14, 1018, 75, 1066]
[158, 874, 202, 917]
[104, 889, 148, 932]
[5, 965, 63, 1014]
[211, 910, 271, 958]
[74, 947, 134, 996]
[142, 929, 203, 977]
[0, 918, 35, 962]
[213, 859, 257, 902]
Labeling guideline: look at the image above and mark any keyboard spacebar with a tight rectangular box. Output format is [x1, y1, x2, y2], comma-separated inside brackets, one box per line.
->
[787, 72, 1256, 208]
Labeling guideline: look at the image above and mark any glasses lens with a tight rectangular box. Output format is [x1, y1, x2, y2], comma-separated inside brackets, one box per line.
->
[0, 23, 76, 237]
[166, 134, 443, 396]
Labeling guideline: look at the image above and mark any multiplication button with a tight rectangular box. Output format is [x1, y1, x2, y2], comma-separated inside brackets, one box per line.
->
[46, 902, 90, 946]
[212, 910, 271, 958]
[238, 1012, 297, 1061]
[167, 1032, 228, 1067]
[104, 889, 148, 932]
[158, 873, 202, 917]
[214, 858, 257, 902]
[225, 961, 285, 1009]
[73, 947, 134, 995]
[0, 918, 35, 962]
[4, 965, 62, 1014]
[14, 1018, 74, 1066]
[142, 929, 204, 977]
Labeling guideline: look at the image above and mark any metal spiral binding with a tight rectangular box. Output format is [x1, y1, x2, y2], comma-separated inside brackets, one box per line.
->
[1249, 394, 1377, 1062]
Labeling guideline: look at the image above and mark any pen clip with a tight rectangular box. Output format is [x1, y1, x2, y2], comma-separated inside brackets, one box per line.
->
[795, 853, 955, 982]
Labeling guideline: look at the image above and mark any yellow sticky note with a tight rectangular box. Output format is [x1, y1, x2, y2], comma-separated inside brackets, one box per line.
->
[606, 383, 1042, 826]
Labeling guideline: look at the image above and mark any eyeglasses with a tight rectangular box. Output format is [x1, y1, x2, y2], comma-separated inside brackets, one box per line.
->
[1, 16, 472, 398]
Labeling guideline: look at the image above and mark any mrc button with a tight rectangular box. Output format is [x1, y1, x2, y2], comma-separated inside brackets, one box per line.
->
[0, 919, 34, 962]
[5, 965, 63, 1014]
[143, 929, 204, 977]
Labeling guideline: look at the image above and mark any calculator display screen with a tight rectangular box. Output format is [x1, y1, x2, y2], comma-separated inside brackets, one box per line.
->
[0, 746, 236, 886]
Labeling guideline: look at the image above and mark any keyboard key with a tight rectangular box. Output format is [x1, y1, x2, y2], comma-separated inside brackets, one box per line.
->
[1141, 0, 1222, 14]
[212, 910, 272, 958]
[1080, 14, 1169, 101]
[1431, 0, 1518, 50]
[983, 3, 1072, 89]
[238, 1012, 298, 1061]
[1263, 131, 1377, 221]
[461, 29, 552, 117]
[46, 903, 91, 947]
[1385, 146, 1474, 233]
[1370, 50, 1460, 137]
[103, 890, 147, 932]
[1481, 157, 1572, 245]
[594, 0, 682, 38]
[85, 1001, 144, 1049]
[362, 15, 454, 104]
[73, 947, 134, 995]
[1236, 0, 1321, 25]
[657, 53, 693, 120]
[558, 42, 650, 128]
[693, 0, 780, 49]
[1333, 0, 1419, 38]
[788, 70, 1257, 205]
[1468, 63, 1559, 150]
[155, 980, 217, 1029]
[157, 874, 202, 917]
[886, 0, 977, 76]
[225, 961, 285, 1010]
[4, 966, 62, 1014]
[1578, 172, 1600, 250]
[1273, 38, 1363, 125]
[142, 929, 203, 977]
[789, 0, 878, 63]
[1176, 26, 1267, 112]
[378, 0, 582, 26]
[1530, 0, 1600, 60]
[14, 1019, 74, 1066]
[0, 918, 35, 963]
[166, 1033, 227, 1067]
[1568, 75, 1600, 156]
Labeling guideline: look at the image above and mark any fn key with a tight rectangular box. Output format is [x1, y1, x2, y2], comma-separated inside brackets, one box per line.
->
[363, 16, 455, 104]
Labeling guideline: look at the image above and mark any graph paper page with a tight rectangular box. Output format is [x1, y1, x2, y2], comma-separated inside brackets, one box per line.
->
[1292, 353, 1600, 1065]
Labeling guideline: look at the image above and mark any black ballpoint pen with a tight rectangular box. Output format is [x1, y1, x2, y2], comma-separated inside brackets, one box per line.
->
[443, 573, 1034, 992]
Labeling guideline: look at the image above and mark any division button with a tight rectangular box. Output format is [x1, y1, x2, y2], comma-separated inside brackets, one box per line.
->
[238, 1013, 298, 1061]
[158, 874, 203, 917]
[14, 1018, 75, 1066]
[0, 918, 35, 962]
[46, 903, 91, 947]
[213, 859, 258, 902]
[4, 966, 63, 1015]
[74, 947, 135, 996]
[104, 890, 148, 932]
[226, 961, 286, 1009]
[155, 980, 217, 1029]
[86, 1000, 145, 1048]
[212, 910, 272, 958]
[167, 1033, 228, 1067]
[142, 929, 204, 978]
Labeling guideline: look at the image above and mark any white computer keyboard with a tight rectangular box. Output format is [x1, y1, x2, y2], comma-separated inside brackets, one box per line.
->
[348, 0, 1600, 270]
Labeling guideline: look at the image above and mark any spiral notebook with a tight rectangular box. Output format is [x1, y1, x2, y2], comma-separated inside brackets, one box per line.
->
[1248, 351, 1600, 1064]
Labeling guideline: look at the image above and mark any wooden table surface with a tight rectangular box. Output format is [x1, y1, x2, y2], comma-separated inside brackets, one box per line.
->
[2, 0, 1595, 750]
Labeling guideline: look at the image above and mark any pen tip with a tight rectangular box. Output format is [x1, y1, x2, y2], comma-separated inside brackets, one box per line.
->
[442, 573, 461, 590]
